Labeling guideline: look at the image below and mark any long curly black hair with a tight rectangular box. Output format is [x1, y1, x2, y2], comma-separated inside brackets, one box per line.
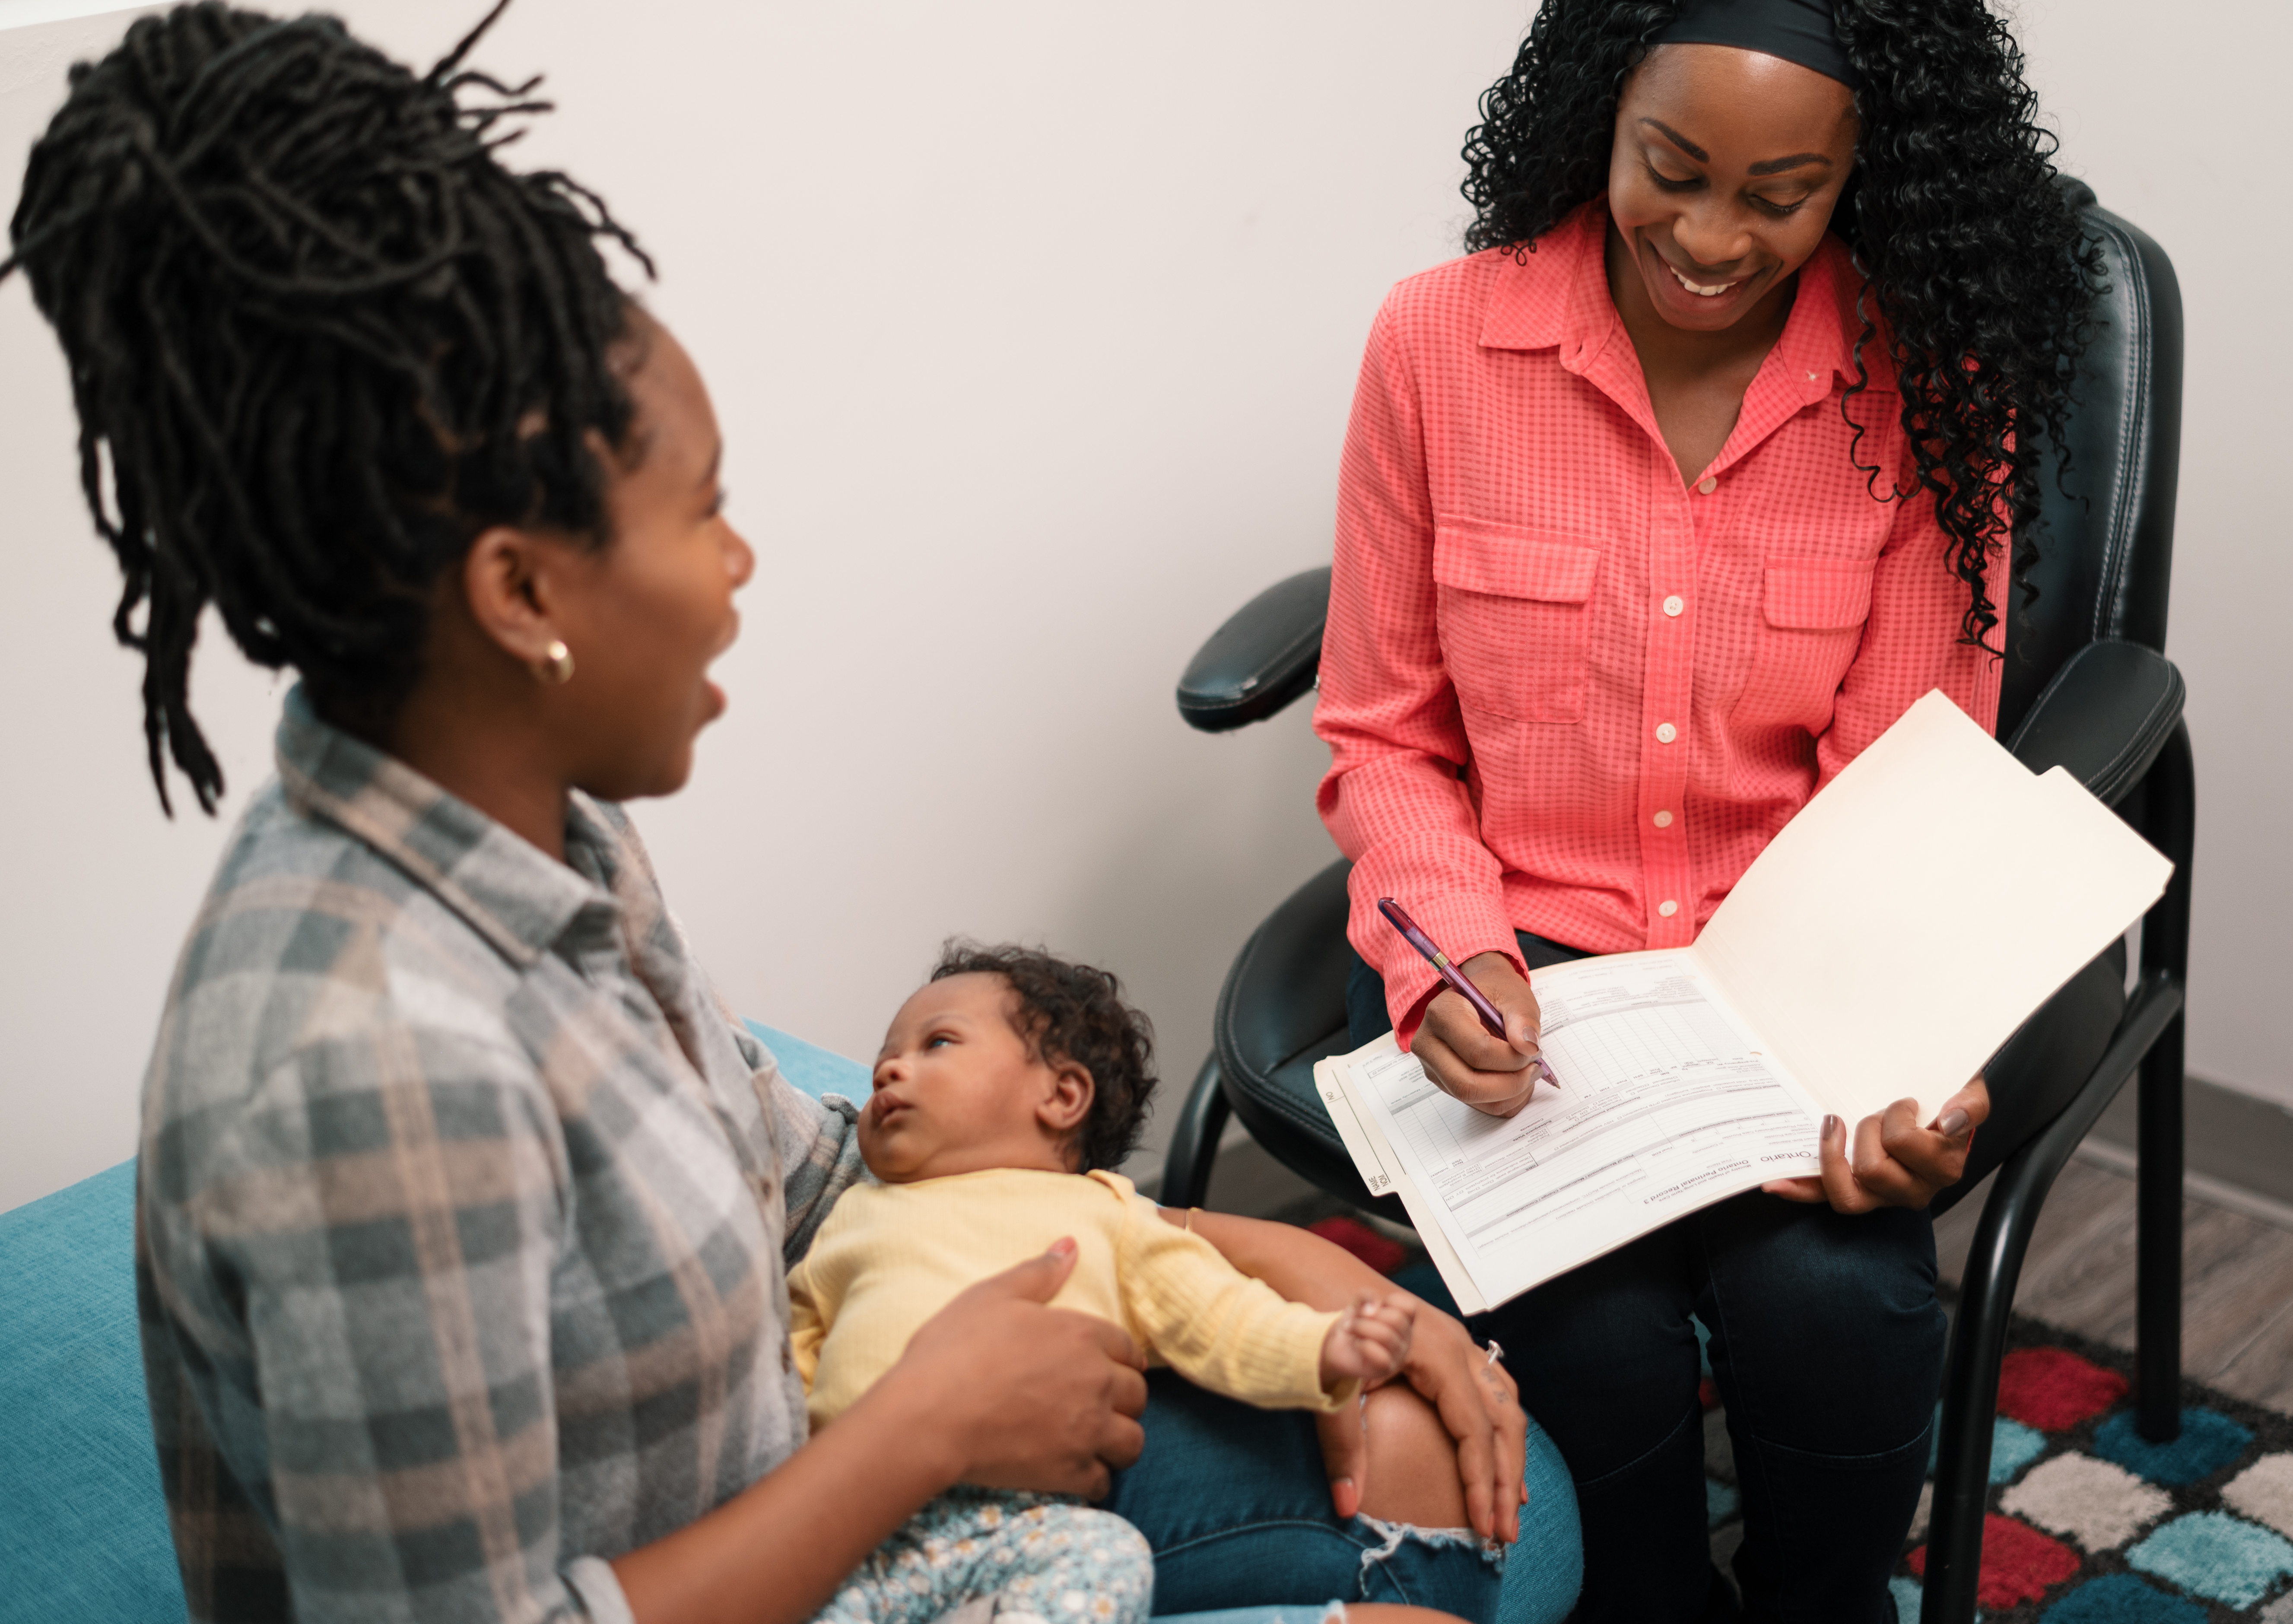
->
[0, 0, 648, 813]
[1460, 0, 2102, 657]
[932, 941, 1159, 1175]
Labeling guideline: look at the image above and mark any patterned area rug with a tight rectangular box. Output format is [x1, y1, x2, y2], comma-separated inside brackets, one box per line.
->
[1700, 1313, 2293, 1621]
[1306, 1218, 2293, 1623]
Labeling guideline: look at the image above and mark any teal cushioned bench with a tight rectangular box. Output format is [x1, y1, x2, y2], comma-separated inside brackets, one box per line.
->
[741, 1019, 873, 1106]
[0, 1025, 865, 1623]
[0, 1158, 181, 1622]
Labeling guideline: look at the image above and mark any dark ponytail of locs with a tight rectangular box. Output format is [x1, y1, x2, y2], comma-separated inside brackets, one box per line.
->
[0, 0, 651, 812]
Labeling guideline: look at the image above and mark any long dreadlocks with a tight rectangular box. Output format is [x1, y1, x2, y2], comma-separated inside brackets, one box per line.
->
[1, 0, 650, 813]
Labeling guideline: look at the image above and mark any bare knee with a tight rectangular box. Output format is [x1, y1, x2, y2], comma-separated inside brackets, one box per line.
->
[1354, 1384, 1471, 1529]
[1343, 1606, 1470, 1624]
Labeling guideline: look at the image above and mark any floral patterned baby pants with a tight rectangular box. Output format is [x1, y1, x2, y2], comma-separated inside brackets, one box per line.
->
[812, 1487, 1155, 1624]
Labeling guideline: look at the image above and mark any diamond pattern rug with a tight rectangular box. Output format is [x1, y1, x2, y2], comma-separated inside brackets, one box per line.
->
[1699, 1314, 2293, 1621]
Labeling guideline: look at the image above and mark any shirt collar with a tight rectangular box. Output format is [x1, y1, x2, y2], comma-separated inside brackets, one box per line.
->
[273, 685, 614, 968]
[1479, 200, 1884, 399]
[1769, 234, 1891, 401]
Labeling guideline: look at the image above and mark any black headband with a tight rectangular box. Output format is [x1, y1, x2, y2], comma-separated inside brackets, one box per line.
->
[1653, 0, 1861, 92]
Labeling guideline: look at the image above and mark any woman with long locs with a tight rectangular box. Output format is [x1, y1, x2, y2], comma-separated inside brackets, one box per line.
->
[2, 3, 1554, 1622]
[1318, 0, 2100, 1618]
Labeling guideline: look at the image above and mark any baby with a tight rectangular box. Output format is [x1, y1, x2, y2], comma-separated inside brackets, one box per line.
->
[790, 942, 1419, 1624]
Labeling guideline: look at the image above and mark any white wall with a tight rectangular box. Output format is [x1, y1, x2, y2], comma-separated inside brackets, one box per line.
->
[2, 0, 2286, 1215]
[0, 0, 1530, 1211]
[2007, 0, 2293, 1108]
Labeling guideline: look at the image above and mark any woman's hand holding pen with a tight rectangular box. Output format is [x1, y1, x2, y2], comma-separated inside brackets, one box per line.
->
[1760, 1077, 1991, 1213]
[1414, 952, 1547, 1119]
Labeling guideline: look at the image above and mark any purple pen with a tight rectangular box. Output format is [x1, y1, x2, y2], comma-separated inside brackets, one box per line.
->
[1376, 898, 1559, 1090]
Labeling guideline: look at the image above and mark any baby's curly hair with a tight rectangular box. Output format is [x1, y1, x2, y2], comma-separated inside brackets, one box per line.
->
[932, 941, 1157, 1174]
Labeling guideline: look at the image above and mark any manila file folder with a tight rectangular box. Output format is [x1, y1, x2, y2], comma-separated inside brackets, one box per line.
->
[1316, 690, 2175, 1315]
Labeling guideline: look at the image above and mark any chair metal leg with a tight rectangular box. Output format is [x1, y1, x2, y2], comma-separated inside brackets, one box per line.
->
[2136, 721, 2194, 1440]
[1921, 972, 2184, 1624]
[2137, 1017, 2184, 1438]
[1159, 1053, 1229, 1210]
[1926, 1177, 2036, 1624]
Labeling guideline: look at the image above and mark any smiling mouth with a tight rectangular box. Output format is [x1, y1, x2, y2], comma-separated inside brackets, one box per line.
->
[1665, 260, 1742, 299]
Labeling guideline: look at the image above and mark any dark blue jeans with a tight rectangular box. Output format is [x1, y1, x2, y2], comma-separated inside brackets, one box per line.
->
[1105, 1370, 1584, 1624]
[1349, 937, 1944, 1624]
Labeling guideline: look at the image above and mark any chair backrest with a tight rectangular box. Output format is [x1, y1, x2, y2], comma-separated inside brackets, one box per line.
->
[1995, 182, 2185, 741]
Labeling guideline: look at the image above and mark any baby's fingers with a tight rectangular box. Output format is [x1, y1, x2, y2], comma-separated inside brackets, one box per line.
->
[1375, 1298, 1417, 1355]
[1361, 1316, 1410, 1359]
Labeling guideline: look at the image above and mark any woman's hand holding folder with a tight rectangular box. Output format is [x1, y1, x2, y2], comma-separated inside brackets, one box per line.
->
[1760, 1079, 1990, 1213]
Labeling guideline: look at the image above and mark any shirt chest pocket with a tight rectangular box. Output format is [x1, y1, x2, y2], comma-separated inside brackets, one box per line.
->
[1730, 558, 1877, 734]
[1432, 525, 1602, 724]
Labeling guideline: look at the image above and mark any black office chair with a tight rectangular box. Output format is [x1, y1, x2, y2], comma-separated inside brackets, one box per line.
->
[1161, 182, 2190, 1624]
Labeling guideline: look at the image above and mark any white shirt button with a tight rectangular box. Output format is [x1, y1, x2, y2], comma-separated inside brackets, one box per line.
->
[1655, 722, 1678, 744]
[1662, 594, 1685, 617]
[1696, 476, 1718, 495]
[1658, 899, 1680, 918]
[1653, 810, 1674, 828]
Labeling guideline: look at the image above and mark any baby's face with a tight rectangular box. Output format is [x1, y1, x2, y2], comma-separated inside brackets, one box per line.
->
[862, 974, 1085, 1183]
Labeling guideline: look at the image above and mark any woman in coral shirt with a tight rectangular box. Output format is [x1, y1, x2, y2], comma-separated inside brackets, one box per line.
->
[1316, 1, 2100, 1618]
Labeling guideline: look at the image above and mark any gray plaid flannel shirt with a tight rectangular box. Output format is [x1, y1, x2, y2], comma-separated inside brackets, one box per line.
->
[136, 690, 867, 1623]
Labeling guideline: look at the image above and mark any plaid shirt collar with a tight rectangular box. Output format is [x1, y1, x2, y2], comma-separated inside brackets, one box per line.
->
[273, 685, 616, 970]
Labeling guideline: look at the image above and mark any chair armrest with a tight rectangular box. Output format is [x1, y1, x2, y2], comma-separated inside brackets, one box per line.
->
[1175, 567, 1331, 733]
[2004, 640, 2185, 806]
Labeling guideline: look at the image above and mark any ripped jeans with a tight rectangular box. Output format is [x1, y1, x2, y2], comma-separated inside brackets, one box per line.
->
[1101, 1371, 1557, 1624]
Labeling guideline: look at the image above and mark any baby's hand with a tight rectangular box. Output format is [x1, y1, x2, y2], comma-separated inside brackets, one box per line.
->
[1319, 1289, 1417, 1389]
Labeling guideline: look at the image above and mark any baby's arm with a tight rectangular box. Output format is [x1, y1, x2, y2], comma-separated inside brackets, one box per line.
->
[1117, 1193, 1372, 1410]
[1320, 1289, 1417, 1389]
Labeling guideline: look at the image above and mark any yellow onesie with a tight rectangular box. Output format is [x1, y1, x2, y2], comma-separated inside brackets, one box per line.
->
[789, 1167, 1353, 1430]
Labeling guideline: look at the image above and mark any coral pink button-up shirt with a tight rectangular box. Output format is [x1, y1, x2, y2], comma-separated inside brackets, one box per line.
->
[1316, 202, 2001, 1042]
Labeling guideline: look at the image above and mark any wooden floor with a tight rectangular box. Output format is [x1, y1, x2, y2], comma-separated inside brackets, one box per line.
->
[1933, 1150, 2293, 1413]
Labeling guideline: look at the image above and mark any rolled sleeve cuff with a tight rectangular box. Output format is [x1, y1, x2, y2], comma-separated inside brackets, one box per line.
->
[1375, 899, 1522, 1049]
[1271, 1308, 1354, 1413]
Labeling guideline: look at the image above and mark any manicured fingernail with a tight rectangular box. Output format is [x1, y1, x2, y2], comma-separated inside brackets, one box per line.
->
[1046, 1236, 1076, 1260]
[1823, 1114, 1843, 1145]
[1938, 1108, 1970, 1138]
